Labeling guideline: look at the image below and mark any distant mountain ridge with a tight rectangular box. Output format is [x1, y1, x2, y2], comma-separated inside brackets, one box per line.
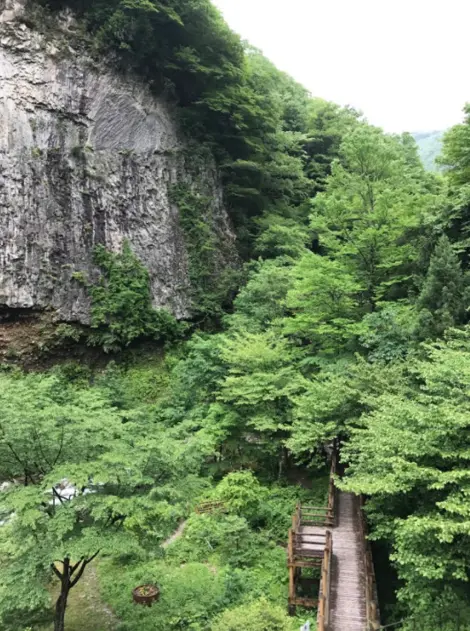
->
[412, 130, 444, 171]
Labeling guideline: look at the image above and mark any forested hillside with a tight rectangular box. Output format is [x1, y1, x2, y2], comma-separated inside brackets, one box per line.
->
[413, 130, 444, 170]
[2, 2, 470, 631]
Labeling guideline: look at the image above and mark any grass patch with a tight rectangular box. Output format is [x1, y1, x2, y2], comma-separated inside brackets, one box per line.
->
[38, 564, 117, 631]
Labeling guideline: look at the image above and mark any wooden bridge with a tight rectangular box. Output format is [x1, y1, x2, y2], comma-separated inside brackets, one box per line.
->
[287, 456, 380, 631]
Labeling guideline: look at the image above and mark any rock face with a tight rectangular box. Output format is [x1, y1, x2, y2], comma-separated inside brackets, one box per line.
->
[0, 0, 235, 322]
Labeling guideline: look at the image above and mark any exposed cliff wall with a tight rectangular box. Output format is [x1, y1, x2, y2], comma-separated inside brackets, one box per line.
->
[0, 0, 235, 323]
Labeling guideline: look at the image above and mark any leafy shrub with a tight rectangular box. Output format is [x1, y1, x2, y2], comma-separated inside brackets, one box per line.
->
[95, 358, 170, 409]
[87, 242, 183, 352]
[226, 546, 289, 603]
[166, 513, 268, 568]
[255, 478, 329, 541]
[99, 560, 230, 631]
[52, 361, 92, 385]
[212, 471, 266, 523]
[170, 184, 239, 319]
[53, 323, 83, 344]
[359, 304, 417, 362]
[211, 597, 292, 631]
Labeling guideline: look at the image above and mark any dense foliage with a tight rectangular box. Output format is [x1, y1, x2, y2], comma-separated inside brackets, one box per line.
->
[87, 243, 182, 351]
[4, 1, 470, 630]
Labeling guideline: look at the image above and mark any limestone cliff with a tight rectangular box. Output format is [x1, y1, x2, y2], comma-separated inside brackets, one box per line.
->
[0, 0, 235, 323]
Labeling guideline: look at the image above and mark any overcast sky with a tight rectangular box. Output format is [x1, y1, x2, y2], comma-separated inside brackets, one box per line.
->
[213, 0, 469, 133]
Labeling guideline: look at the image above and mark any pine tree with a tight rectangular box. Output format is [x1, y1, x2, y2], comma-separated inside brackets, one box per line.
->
[416, 235, 468, 338]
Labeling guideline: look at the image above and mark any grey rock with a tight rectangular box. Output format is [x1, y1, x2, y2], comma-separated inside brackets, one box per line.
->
[0, 0, 235, 323]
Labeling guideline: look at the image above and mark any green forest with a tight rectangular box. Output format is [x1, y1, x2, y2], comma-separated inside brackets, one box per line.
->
[3, 1, 470, 630]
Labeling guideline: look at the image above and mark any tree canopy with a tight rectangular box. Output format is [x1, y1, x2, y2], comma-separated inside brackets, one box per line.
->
[5, 1, 470, 629]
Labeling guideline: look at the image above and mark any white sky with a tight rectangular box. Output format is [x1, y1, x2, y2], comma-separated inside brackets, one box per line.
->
[213, 0, 469, 133]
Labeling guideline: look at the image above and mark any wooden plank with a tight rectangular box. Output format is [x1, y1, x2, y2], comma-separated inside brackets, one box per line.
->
[291, 597, 319, 607]
[195, 500, 226, 514]
[296, 533, 327, 539]
[288, 559, 322, 568]
[297, 549, 325, 558]
[301, 513, 332, 518]
[297, 536, 326, 544]
[328, 491, 367, 631]
[296, 537, 327, 544]
[288, 528, 295, 604]
[301, 506, 333, 511]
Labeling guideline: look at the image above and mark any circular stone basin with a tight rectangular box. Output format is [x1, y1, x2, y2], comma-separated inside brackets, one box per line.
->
[132, 584, 160, 607]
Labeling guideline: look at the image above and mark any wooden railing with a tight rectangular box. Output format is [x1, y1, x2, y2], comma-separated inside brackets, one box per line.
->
[294, 503, 334, 528]
[288, 451, 337, 618]
[294, 452, 337, 530]
[194, 500, 226, 514]
[317, 530, 332, 631]
[373, 614, 470, 630]
[292, 503, 301, 532]
[287, 527, 296, 610]
[327, 449, 337, 523]
[358, 496, 381, 631]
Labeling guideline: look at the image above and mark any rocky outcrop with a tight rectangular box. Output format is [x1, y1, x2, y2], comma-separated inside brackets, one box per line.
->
[0, 0, 235, 322]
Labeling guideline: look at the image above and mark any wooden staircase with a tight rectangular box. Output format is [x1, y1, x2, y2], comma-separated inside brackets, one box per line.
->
[288, 456, 336, 618]
[287, 453, 381, 631]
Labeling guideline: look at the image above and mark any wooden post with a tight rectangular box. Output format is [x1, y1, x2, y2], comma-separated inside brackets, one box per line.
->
[359, 495, 381, 630]
[288, 528, 296, 616]
[318, 596, 325, 631]
[325, 531, 332, 627]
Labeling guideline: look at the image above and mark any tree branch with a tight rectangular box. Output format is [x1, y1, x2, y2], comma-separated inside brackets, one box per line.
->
[1, 430, 27, 471]
[87, 550, 101, 565]
[70, 551, 100, 589]
[53, 424, 66, 466]
[52, 487, 67, 505]
[32, 426, 53, 470]
[69, 558, 84, 576]
[51, 563, 63, 581]
[33, 460, 46, 476]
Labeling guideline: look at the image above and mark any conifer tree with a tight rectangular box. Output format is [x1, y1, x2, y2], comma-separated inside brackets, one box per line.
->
[416, 235, 468, 338]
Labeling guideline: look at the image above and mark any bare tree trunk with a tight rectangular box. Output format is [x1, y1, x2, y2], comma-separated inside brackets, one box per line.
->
[51, 551, 100, 631]
[278, 446, 288, 481]
[54, 586, 69, 631]
[53, 558, 71, 631]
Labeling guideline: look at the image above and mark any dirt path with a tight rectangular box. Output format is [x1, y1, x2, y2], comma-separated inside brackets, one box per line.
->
[162, 520, 187, 548]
